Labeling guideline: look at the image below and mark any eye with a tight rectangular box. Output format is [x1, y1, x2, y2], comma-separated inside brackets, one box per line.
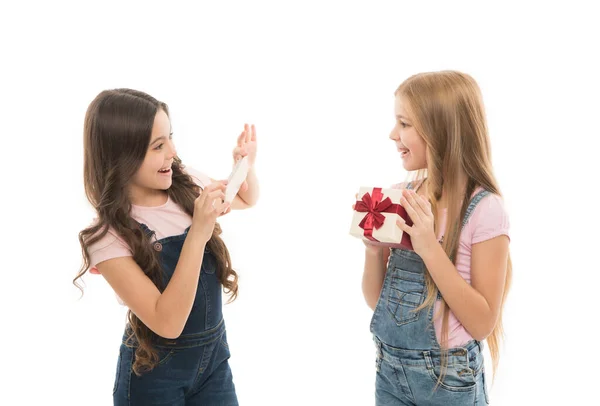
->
[153, 133, 173, 150]
[398, 120, 409, 129]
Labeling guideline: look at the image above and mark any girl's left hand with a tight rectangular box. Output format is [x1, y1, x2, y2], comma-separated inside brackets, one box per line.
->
[232, 123, 257, 192]
[396, 189, 439, 257]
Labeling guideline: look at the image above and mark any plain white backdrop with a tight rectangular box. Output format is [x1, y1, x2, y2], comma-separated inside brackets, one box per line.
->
[1, 1, 599, 405]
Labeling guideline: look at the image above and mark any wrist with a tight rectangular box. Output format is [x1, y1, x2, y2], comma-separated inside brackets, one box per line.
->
[365, 245, 385, 261]
[188, 225, 209, 246]
[419, 240, 443, 266]
[365, 245, 383, 255]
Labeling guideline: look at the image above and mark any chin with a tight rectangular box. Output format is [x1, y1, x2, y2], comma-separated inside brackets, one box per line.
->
[157, 180, 173, 190]
[402, 160, 426, 172]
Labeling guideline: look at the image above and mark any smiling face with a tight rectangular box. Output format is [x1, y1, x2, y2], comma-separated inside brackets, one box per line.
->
[389, 95, 428, 171]
[129, 109, 177, 203]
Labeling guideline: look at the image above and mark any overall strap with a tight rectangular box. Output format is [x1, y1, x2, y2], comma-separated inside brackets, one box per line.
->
[461, 190, 491, 228]
[443, 189, 491, 249]
[138, 222, 155, 238]
[137, 222, 163, 251]
[405, 178, 426, 192]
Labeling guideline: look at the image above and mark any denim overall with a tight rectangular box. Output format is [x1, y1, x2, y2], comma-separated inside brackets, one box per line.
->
[113, 224, 237, 406]
[371, 183, 491, 405]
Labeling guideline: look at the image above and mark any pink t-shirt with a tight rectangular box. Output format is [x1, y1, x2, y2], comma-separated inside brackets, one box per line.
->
[87, 167, 211, 275]
[392, 182, 510, 347]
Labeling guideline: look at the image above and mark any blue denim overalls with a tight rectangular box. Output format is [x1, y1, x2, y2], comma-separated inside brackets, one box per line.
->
[113, 224, 237, 405]
[371, 183, 491, 405]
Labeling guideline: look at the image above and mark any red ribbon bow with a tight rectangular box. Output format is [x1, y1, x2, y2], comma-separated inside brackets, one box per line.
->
[355, 188, 412, 243]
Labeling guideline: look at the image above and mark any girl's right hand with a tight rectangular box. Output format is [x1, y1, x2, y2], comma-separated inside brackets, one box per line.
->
[190, 181, 230, 243]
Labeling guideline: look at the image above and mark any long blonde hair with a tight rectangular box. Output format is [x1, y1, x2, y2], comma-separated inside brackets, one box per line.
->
[396, 71, 512, 381]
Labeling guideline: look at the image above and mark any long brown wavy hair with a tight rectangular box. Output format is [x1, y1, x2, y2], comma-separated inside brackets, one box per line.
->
[397, 71, 512, 383]
[73, 89, 238, 376]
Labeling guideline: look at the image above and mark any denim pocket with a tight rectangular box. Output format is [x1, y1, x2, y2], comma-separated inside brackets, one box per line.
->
[386, 267, 424, 326]
[424, 352, 476, 392]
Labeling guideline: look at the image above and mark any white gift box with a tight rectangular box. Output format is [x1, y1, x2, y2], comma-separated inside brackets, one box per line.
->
[349, 187, 413, 250]
[225, 156, 250, 203]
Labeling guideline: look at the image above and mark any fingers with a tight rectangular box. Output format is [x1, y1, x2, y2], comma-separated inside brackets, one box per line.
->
[233, 147, 242, 162]
[233, 146, 248, 157]
[217, 202, 231, 216]
[205, 181, 228, 195]
[414, 193, 432, 216]
[244, 123, 251, 143]
[207, 188, 226, 199]
[213, 202, 231, 217]
[198, 181, 227, 205]
[206, 189, 226, 208]
[235, 124, 256, 159]
[396, 217, 412, 235]
[401, 189, 423, 224]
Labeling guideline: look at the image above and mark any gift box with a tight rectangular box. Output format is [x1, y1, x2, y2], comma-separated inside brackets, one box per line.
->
[225, 156, 250, 203]
[349, 187, 413, 250]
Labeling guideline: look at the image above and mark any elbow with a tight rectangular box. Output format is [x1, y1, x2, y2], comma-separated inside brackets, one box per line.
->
[152, 299, 187, 339]
[156, 325, 183, 340]
[470, 321, 496, 342]
[152, 314, 184, 339]
[244, 193, 259, 208]
[471, 331, 490, 342]
[234, 195, 258, 209]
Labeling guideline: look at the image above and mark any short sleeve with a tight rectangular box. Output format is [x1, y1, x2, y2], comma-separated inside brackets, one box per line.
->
[468, 194, 510, 245]
[184, 166, 212, 189]
[87, 226, 132, 274]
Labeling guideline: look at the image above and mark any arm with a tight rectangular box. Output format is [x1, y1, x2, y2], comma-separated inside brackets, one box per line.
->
[362, 246, 391, 310]
[421, 235, 509, 341]
[97, 183, 228, 339]
[232, 166, 259, 208]
[97, 228, 208, 339]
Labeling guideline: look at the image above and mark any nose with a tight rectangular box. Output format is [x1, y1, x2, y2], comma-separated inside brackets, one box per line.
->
[389, 126, 400, 141]
[167, 139, 177, 158]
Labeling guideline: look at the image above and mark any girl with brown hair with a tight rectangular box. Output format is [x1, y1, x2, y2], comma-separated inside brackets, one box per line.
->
[75, 88, 259, 405]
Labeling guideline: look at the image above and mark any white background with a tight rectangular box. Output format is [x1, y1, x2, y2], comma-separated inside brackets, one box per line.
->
[1, 1, 598, 405]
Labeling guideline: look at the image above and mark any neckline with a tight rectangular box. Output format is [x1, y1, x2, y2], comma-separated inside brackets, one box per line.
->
[131, 194, 171, 209]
